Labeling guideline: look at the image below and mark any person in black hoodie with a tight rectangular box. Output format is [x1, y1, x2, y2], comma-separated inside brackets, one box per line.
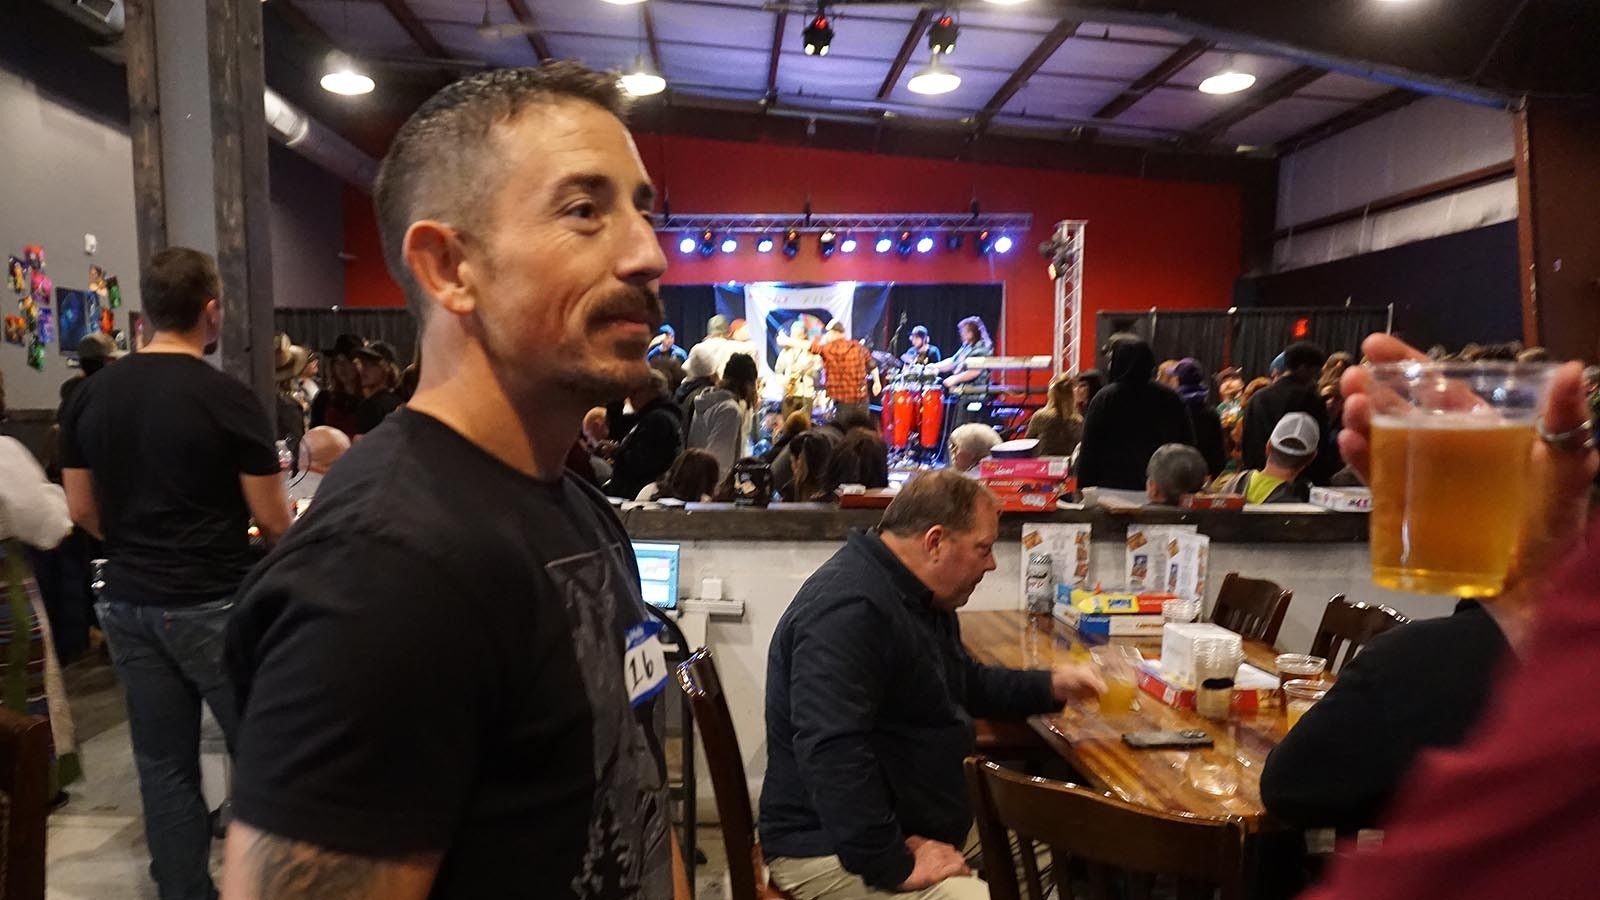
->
[605, 370, 683, 499]
[1241, 341, 1334, 484]
[1173, 358, 1226, 477]
[1076, 336, 1195, 489]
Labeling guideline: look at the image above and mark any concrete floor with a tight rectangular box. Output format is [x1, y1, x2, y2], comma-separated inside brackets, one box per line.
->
[49, 656, 729, 899]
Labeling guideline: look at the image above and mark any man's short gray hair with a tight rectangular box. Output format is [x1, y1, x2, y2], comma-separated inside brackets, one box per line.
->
[949, 423, 1002, 458]
[1146, 443, 1209, 502]
[374, 62, 629, 323]
[880, 470, 997, 537]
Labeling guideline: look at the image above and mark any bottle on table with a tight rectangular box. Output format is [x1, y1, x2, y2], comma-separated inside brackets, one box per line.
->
[1025, 551, 1054, 624]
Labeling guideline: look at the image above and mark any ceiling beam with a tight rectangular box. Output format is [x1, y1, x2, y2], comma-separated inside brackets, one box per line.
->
[503, 0, 552, 62]
[1092, 38, 1210, 121]
[766, 12, 786, 100]
[269, 0, 334, 50]
[975, 19, 1079, 129]
[641, 3, 665, 75]
[377, 0, 447, 58]
[876, 9, 933, 101]
[1273, 88, 1418, 155]
[1186, 65, 1325, 144]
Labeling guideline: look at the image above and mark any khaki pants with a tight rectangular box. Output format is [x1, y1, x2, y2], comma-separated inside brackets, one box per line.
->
[767, 855, 990, 900]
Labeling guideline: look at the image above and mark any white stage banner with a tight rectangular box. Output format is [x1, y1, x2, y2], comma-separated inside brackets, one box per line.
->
[742, 281, 857, 372]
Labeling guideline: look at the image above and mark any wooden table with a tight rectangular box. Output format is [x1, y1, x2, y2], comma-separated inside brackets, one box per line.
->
[962, 609, 1302, 831]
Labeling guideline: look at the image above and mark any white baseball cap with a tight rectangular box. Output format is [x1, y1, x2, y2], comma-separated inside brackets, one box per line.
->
[1270, 412, 1320, 457]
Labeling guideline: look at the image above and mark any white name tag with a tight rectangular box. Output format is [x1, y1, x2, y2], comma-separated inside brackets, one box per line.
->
[624, 620, 668, 708]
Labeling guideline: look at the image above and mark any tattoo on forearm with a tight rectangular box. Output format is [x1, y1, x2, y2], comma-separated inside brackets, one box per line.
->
[243, 832, 391, 899]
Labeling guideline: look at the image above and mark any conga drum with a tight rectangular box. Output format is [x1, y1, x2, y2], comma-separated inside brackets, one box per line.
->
[891, 378, 916, 450]
[918, 381, 945, 450]
[880, 382, 897, 447]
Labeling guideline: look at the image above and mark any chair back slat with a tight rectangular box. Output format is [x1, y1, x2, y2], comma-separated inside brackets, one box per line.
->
[966, 757, 1248, 900]
[1309, 594, 1411, 673]
[0, 707, 49, 900]
[676, 648, 761, 900]
[1209, 573, 1293, 647]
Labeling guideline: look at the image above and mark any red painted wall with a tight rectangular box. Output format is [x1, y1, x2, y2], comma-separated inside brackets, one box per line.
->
[341, 134, 1244, 370]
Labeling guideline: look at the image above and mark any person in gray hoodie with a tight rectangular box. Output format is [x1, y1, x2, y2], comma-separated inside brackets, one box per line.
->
[688, 353, 759, 477]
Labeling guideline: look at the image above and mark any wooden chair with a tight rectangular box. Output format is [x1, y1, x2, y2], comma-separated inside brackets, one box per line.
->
[675, 648, 791, 900]
[1309, 594, 1411, 674]
[1209, 573, 1293, 646]
[0, 707, 50, 900]
[966, 757, 1247, 900]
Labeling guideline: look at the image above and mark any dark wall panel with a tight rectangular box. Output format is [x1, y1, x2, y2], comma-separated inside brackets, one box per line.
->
[1238, 223, 1521, 353]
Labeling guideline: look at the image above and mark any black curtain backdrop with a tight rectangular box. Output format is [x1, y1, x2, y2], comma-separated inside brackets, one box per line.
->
[274, 309, 419, 366]
[882, 284, 1005, 362]
[659, 285, 717, 348]
[1094, 307, 1388, 380]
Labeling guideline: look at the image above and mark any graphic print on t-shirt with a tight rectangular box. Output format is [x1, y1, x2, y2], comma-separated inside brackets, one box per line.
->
[547, 543, 672, 900]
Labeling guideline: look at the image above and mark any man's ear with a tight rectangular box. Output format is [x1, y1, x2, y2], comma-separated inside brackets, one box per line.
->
[922, 525, 946, 560]
[403, 220, 480, 317]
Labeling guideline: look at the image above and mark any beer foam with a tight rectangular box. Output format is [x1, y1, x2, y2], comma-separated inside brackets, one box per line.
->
[1371, 411, 1531, 430]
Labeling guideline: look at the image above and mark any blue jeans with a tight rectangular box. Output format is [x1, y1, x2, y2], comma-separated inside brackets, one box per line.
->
[96, 595, 240, 900]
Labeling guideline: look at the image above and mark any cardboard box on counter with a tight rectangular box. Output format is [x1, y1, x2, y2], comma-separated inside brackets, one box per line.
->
[984, 478, 1071, 513]
[1053, 602, 1165, 637]
[1180, 493, 1245, 511]
[980, 457, 1072, 481]
[1137, 659, 1282, 712]
[1310, 486, 1372, 512]
[1057, 585, 1175, 615]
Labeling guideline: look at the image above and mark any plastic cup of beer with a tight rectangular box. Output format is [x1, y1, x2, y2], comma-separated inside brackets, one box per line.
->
[1090, 645, 1142, 715]
[1274, 654, 1326, 691]
[1366, 361, 1558, 596]
[1283, 679, 1328, 730]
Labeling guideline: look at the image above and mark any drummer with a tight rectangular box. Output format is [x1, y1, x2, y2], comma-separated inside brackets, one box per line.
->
[900, 325, 942, 367]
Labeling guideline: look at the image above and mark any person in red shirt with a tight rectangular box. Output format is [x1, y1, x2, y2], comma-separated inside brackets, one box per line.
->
[1299, 333, 1597, 900]
[813, 320, 876, 428]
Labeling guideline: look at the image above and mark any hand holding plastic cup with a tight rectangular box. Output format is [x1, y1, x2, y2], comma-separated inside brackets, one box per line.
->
[1090, 645, 1143, 715]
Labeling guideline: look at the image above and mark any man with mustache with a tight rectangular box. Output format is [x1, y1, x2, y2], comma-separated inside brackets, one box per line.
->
[760, 471, 1104, 899]
[222, 64, 681, 900]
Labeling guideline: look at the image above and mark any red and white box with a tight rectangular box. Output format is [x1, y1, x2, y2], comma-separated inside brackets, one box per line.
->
[1136, 659, 1282, 712]
[980, 457, 1072, 481]
[983, 477, 1070, 513]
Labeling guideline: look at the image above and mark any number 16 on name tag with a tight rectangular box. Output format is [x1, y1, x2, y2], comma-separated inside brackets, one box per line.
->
[624, 620, 668, 708]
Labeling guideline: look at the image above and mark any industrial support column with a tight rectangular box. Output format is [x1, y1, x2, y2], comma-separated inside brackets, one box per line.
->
[1514, 97, 1600, 362]
[124, 0, 275, 407]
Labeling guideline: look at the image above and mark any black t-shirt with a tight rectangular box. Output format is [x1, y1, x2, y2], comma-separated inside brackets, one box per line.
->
[226, 409, 672, 899]
[58, 352, 279, 604]
[353, 389, 402, 435]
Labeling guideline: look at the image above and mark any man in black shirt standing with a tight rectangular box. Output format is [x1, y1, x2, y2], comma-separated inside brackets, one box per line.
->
[350, 340, 403, 436]
[222, 63, 679, 900]
[59, 246, 291, 900]
[1240, 341, 1333, 483]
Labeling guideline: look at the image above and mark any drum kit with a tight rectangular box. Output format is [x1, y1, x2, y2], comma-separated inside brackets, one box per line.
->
[879, 363, 947, 465]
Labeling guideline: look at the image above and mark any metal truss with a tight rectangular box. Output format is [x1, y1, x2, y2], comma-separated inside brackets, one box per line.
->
[654, 212, 1033, 235]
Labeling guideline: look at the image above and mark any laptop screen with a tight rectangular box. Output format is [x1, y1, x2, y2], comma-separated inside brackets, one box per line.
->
[632, 541, 680, 610]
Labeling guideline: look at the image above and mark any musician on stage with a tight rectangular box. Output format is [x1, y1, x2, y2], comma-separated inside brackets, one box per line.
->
[936, 316, 995, 429]
[813, 320, 877, 428]
[900, 325, 942, 367]
[775, 320, 821, 418]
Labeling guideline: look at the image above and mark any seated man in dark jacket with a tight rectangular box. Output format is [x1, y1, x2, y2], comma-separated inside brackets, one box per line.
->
[605, 370, 683, 499]
[1260, 600, 1509, 832]
[760, 470, 1104, 899]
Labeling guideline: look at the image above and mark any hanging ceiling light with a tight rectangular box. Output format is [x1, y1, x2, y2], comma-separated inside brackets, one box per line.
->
[756, 234, 775, 253]
[907, 52, 961, 95]
[993, 235, 1014, 254]
[619, 56, 666, 97]
[818, 229, 837, 258]
[802, 9, 834, 56]
[928, 14, 958, 55]
[720, 236, 739, 254]
[1198, 56, 1255, 95]
[915, 236, 935, 254]
[874, 235, 894, 254]
[677, 235, 697, 255]
[896, 231, 915, 257]
[697, 230, 716, 258]
[320, 53, 374, 96]
[839, 234, 858, 253]
[783, 229, 801, 257]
